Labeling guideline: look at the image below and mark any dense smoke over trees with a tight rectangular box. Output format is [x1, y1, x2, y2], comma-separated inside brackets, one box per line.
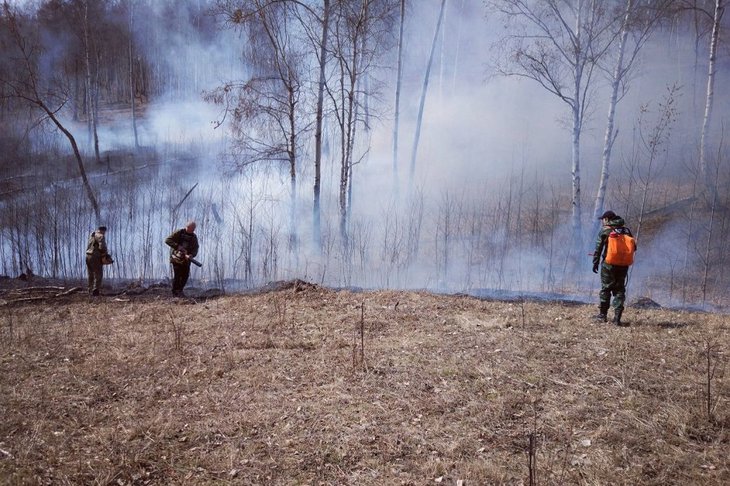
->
[0, 0, 729, 307]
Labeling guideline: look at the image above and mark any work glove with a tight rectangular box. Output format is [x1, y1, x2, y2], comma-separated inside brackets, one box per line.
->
[592, 263, 599, 274]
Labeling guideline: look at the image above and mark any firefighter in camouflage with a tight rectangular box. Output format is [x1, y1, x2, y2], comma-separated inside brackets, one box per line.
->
[85, 226, 109, 296]
[592, 211, 633, 326]
[165, 221, 199, 297]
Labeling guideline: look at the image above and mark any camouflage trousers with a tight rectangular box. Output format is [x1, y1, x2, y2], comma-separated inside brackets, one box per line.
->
[86, 254, 103, 295]
[599, 264, 629, 311]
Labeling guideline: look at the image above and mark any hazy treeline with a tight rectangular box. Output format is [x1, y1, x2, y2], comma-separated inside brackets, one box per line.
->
[3, 0, 217, 110]
[0, 0, 729, 308]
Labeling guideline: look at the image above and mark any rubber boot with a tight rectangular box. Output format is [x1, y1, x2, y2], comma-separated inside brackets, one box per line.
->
[593, 302, 609, 322]
[613, 308, 627, 326]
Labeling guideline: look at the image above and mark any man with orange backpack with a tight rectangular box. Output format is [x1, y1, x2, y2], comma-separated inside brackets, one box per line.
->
[592, 210, 636, 326]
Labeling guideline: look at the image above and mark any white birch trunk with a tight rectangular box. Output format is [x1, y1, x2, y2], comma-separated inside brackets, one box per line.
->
[392, 0, 405, 194]
[592, 0, 633, 234]
[699, 0, 722, 193]
[570, 0, 584, 239]
[408, 0, 446, 189]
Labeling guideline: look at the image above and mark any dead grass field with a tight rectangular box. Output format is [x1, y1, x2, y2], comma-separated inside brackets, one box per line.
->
[0, 282, 728, 485]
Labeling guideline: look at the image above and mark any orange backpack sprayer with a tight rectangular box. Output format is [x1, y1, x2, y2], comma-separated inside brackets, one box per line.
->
[605, 229, 636, 266]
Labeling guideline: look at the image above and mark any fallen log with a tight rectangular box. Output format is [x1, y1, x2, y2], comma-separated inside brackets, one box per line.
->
[11, 286, 67, 293]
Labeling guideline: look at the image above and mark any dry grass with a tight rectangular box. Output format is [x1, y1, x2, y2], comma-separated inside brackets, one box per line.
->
[0, 285, 728, 485]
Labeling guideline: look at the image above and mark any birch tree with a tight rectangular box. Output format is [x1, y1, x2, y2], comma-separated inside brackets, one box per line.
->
[330, 0, 369, 243]
[490, 0, 621, 240]
[211, 0, 310, 253]
[305, 0, 331, 251]
[1, 2, 101, 222]
[327, 0, 397, 242]
[591, 0, 672, 236]
[698, 0, 724, 195]
[408, 0, 446, 189]
[392, 0, 405, 192]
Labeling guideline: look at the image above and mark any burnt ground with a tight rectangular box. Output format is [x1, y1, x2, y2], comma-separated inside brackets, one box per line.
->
[0, 274, 226, 306]
[0, 277, 728, 485]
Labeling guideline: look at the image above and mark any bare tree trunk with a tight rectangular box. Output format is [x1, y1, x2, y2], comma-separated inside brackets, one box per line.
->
[84, 0, 101, 164]
[699, 0, 723, 195]
[702, 138, 725, 304]
[129, 0, 139, 150]
[408, 0, 446, 189]
[337, 0, 368, 244]
[93, 48, 101, 164]
[337, 56, 352, 244]
[592, 0, 633, 236]
[46, 107, 101, 222]
[339, 75, 357, 243]
[73, 60, 81, 122]
[438, 0, 450, 100]
[570, 0, 584, 240]
[392, 0, 405, 193]
[692, 1, 702, 118]
[451, 0, 465, 91]
[361, 32, 370, 131]
[288, 86, 298, 256]
[313, 0, 330, 251]
[702, 159, 719, 304]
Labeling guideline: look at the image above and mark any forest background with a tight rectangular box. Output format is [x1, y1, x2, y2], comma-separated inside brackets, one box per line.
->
[0, 0, 728, 309]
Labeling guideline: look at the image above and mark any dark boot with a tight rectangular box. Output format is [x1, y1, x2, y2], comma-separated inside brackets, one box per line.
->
[613, 308, 627, 326]
[593, 302, 609, 322]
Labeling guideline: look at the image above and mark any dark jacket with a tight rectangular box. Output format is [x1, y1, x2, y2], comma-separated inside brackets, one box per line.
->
[165, 228, 199, 265]
[593, 217, 633, 267]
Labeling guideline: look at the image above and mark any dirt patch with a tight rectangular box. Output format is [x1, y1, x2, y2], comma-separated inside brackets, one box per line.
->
[0, 282, 728, 484]
[0, 275, 223, 307]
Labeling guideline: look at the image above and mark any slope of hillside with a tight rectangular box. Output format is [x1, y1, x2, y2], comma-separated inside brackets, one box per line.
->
[0, 283, 727, 485]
